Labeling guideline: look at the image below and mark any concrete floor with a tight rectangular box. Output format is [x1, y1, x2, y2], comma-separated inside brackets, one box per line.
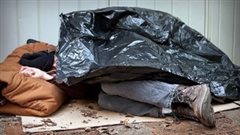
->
[1, 108, 240, 135]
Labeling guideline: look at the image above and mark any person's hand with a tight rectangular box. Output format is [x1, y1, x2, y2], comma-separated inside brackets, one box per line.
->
[20, 66, 54, 80]
[20, 66, 43, 78]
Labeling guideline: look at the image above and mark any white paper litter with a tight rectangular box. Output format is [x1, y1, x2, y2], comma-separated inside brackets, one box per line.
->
[213, 102, 240, 113]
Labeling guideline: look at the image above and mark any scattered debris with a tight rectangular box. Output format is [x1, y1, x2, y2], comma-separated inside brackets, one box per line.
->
[108, 128, 118, 135]
[23, 124, 44, 129]
[125, 113, 135, 118]
[132, 120, 137, 123]
[86, 103, 102, 110]
[215, 112, 226, 119]
[84, 127, 91, 132]
[41, 118, 57, 127]
[60, 126, 67, 129]
[96, 127, 118, 135]
[80, 109, 98, 119]
[163, 120, 174, 127]
[172, 119, 181, 125]
[82, 120, 88, 124]
[120, 119, 132, 128]
[23, 119, 57, 128]
[96, 127, 108, 134]
[67, 104, 73, 108]
[133, 124, 140, 129]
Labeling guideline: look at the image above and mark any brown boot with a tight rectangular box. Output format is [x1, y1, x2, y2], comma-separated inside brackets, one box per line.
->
[172, 84, 216, 127]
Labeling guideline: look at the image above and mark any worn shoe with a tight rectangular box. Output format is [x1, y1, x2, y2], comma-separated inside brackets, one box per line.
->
[172, 84, 216, 127]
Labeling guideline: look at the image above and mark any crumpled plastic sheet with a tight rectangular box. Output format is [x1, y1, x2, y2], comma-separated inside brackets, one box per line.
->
[56, 7, 240, 101]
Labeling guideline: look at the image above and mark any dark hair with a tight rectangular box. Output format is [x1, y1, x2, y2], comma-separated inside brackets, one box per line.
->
[19, 51, 55, 72]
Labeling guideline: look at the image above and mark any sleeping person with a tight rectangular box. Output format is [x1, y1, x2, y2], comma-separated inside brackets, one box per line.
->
[18, 50, 215, 127]
[19, 50, 100, 100]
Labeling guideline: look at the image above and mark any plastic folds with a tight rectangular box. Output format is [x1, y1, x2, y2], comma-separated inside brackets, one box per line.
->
[56, 7, 240, 101]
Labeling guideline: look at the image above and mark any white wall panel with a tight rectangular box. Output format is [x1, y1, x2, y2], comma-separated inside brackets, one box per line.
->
[18, 0, 38, 45]
[208, 0, 220, 47]
[208, 0, 239, 65]
[59, 0, 78, 14]
[155, 0, 172, 14]
[0, 0, 239, 65]
[39, 0, 59, 45]
[79, 0, 108, 10]
[0, 0, 18, 61]
[189, 0, 205, 35]
[110, 0, 137, 7]
[219, 0, 234, 61]
[136, 0, 155, 9]
[172, 0, 189, 25]
[233, 0, 240, 65]
[97, 0, 108, 8]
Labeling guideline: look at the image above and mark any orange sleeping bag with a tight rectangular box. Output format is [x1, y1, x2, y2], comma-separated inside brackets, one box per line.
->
[0, 42, 66, 116]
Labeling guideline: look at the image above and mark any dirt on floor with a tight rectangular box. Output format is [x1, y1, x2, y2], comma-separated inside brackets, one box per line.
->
[1, 109, 240, 135]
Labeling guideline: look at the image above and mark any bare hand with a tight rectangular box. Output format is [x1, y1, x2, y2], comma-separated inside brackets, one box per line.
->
[20, 66, 54, 80]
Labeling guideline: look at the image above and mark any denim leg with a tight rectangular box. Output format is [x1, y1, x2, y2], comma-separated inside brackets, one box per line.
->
[98, 91, 163, 117]
[101, 81, 178, 108]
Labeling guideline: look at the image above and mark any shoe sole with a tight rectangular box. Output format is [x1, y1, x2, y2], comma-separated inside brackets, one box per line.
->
[197, 84, 216, 127]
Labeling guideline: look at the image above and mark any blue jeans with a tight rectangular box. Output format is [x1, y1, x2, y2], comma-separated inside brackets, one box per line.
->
[98, 81, 178, 116]
[98, 92, 162, 117]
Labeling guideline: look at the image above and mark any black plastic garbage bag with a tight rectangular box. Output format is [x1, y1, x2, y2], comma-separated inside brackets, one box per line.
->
[56, 7, 240, 101]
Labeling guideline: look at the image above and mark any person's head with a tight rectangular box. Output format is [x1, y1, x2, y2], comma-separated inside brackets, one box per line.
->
[19, 51, 56, 72]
